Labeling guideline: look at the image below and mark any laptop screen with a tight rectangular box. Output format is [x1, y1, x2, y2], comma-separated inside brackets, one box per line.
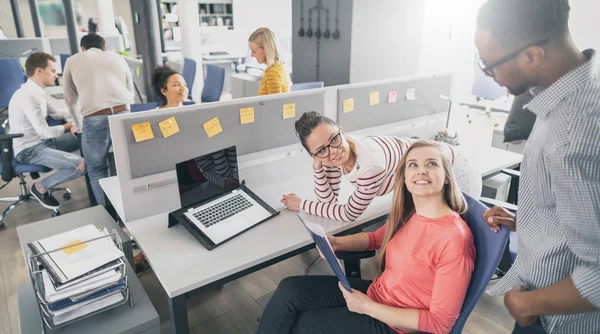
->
[175, 146, 240, 209]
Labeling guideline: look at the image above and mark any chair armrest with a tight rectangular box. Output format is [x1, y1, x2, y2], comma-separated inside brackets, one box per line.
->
[335, 250, 376, 260]
[0, 133, 24, 141]
[480, 197, 518, 213]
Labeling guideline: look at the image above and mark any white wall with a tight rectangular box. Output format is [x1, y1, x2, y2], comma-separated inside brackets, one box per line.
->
[570, 0, 600, 51]
[349, 0, 427, 83]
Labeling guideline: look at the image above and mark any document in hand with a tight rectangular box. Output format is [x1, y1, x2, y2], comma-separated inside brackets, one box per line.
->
[297, 213, 352, 292]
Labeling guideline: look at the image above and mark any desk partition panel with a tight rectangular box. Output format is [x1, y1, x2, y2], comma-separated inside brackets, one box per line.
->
[121, 90, 325, 179]
[336, 74, 452, 132]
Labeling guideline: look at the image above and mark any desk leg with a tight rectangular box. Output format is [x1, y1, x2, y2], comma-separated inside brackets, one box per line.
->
[168, 294, 189, 334]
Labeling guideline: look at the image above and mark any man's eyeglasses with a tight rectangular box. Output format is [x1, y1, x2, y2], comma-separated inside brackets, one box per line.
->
[311, 132, 343, 158]
[479, 38, 549, 78]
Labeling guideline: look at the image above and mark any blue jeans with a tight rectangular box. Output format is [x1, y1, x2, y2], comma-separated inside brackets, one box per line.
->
[81, 111, 127, 206]
[16, 133, 84, 190]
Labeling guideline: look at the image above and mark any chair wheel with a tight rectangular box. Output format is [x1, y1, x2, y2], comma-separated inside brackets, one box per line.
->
[52, 210, 61, 217]
[63, 193, 71, 200]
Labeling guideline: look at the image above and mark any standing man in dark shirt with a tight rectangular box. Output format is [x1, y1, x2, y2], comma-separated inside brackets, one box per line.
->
[476, 0, 600, 333]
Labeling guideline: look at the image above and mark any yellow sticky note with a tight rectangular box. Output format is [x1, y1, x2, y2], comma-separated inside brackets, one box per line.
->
[203, 117, 223, 138]
[240, 107, 255, 124]
[135, 65, 141, 77]
[158, 116, 180, 138]
[61, 239, 87, 255]
[131, 122, 154, 142]
[343, 98, 354, 113]
[370, 91, 380, 106]
[283, 103, 296, 119]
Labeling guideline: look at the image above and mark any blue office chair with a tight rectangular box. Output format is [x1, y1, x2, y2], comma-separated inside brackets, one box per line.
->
[59, 54, 71, 74]
[201, 64, 225, 103]
[0, 124, 72, 229]
[131, 102, 158, 112]
[0, 59, 26, 115]
[290, 81, 324, 91]
[449, 193, 510, 333]
[182, 58, 197, 101]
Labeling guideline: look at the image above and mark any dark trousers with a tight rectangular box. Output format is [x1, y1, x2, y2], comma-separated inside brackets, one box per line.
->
[512, 320, 546, 334]
[256, 276, 396, 334]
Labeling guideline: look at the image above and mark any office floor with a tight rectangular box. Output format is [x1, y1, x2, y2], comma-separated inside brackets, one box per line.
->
[0, 174, 515, 334]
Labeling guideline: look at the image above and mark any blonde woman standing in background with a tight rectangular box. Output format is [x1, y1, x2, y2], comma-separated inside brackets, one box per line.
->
[248, 27, 291, 95]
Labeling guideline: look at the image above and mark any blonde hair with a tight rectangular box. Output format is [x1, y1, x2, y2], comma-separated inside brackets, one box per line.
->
[249, 27, 281, 68]
[376, 140, 467, 271]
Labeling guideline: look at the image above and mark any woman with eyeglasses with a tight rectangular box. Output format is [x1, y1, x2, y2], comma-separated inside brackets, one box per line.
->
[281, 112, 464, 222]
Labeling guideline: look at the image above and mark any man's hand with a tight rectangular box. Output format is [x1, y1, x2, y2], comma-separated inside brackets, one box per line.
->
[339, 282, 375, 315]
[505, 287, 538, 327]
[70, 124, 79, 136]
[483, 206, 516, 232]
[281, 194, 302, 211]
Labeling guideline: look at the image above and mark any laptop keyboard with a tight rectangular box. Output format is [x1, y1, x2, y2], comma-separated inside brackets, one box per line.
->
[192, 194, 253, 228]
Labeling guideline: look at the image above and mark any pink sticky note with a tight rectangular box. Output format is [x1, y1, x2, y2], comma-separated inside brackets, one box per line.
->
[388, 90, 398, 104]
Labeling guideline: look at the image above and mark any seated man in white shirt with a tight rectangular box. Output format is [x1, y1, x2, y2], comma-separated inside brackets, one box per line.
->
[63, 33, 134, 206]
[8, 52, 86, 209]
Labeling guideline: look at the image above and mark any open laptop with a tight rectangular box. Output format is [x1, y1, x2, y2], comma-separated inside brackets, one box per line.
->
[175, 146, 279, 249]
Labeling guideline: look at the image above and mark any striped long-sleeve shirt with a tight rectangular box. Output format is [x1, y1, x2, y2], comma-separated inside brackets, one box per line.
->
[487, 49, 600, 333]
[300, 136, 420, 222]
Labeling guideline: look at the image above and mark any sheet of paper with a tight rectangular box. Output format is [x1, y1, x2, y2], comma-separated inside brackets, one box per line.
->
[158, 116, 180, 138]
[240, 107, 255, 124]
[283, 103, 296, 119]
[388, 90, 398, 103]
[203, 117, 224, 138]
[131, 122, 154, 142]
[61, 240, 87, 255]
[405, 88, 416, 101]
[370, 91, 380, 106]
[343, 98, 354, 113]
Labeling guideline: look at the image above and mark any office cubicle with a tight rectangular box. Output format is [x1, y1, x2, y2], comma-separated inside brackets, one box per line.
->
[0, 38, 53, 58]
[49, 34, 125, 55]
[122, 56, 147, 103]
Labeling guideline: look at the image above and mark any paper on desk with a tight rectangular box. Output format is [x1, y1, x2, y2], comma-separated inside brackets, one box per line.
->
[52, 292, 124, 325]
[240, 107, 255, 124]
[60, 240, 87, 255]
[158, 116, 180, 138]
[203, 117, 224, 138]
[370, 91, 380, 106]
[42, 268, 121, 303]
[131, 122, 154, 142]
[343, 98, 354, 113]
[283, 103, 296, 119]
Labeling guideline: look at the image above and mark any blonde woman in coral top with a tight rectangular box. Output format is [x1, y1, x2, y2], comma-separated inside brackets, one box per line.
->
[248, 27, 290, 95]
[258, 140, 475, 334]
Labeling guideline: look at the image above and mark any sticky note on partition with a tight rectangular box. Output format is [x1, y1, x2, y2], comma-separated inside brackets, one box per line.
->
[405, 88, 416, 101]
[388, 90, 398, 103]
[240, 107, 255, 124]
[61, 239, 87, 255]
[283, 103, 296, 119]
[131, 122, 154, 142]
[135, 65, 141, 77]
[369, 91, 380, 106]
[343, 98, 354, 113]
[158, 116, 180, 138]
[203, 117, 223, 138]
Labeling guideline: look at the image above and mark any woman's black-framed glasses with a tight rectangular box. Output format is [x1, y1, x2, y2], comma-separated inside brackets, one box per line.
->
[479, 38, 549, 78]
[311, 132, 343, 158]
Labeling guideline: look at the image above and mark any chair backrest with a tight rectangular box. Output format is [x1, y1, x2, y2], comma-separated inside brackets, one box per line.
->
[201, 64, 225, 103]
[131, 102, 159, 112]
[0, 58, 27, 108]
[290, 81, 325, 92]
[182, 58, 197, 100]
[60, 54, 71, 73]
[450, 193, 510, 333]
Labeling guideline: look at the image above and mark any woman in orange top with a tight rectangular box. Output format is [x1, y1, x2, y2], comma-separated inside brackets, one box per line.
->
[248, 27, 290, 95]
[257, 140, 476, 334]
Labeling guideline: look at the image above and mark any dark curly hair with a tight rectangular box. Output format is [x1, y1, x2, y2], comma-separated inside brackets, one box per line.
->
[477, 0, 571, 47]
[151, 65, 179, 106]
[294, 111, 336, 152]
